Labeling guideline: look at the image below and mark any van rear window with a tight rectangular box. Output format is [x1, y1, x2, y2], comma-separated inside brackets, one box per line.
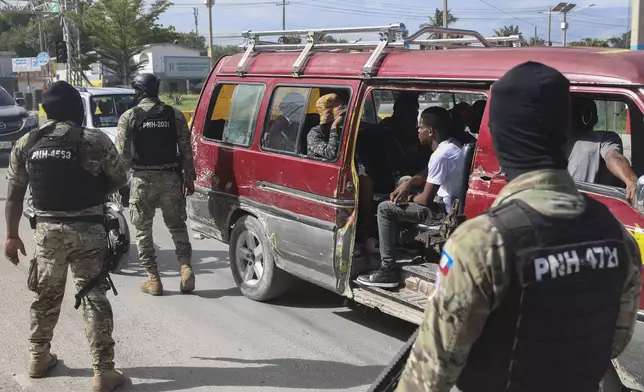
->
[203, 83, 266, 147]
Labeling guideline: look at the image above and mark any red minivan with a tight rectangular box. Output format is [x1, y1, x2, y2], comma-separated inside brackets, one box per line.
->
[188, 24, 644, 391]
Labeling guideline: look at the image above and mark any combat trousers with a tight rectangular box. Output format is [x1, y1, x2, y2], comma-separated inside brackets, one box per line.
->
[30, 221, 115, 375]
[129, 170, 192, 271]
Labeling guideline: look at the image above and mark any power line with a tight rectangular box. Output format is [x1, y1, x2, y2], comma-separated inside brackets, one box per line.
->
[476, 0, 539, 27]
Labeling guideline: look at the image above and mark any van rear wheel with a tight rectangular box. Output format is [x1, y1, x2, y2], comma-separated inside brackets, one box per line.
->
[229, 215, 291, 301]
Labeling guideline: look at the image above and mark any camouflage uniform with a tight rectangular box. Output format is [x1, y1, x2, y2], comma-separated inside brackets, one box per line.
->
[397, 169, 643, 392]
[6, 120, 128, 376]
[116, 97, 196, 293]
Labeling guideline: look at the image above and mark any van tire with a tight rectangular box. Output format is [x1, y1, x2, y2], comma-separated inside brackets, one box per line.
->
[229, 215, 291, 301]
[599, 365, 628, 392]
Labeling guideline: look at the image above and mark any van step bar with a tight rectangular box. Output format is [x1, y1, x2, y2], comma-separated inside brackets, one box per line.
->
[352, 286, 426, 325]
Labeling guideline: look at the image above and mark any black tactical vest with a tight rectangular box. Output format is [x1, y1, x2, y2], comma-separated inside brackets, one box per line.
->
[456, 196, 628, 392]
[27, 125, 108, 211]
[132, 104, 179, 166]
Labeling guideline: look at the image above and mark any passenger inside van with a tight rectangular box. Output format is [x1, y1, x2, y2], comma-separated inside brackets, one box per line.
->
[362, 92, 423, 194]
[565, 97, 638, 201]
[466, 99, 486, 136]
[357, 110, 463, 288]
[306, 93, 346, 160]
[264, 92, 305, 152]
[450, 102, 477, 145]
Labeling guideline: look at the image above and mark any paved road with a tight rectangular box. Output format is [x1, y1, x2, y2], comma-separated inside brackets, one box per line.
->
[0, 152, 415, 392]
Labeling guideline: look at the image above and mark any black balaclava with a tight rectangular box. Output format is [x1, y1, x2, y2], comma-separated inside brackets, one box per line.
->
[42, 81, 84, 125]
[489, 61, 571, 182]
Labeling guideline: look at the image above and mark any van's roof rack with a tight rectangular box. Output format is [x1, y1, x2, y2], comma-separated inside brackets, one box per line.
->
[236, 23, 525, 78]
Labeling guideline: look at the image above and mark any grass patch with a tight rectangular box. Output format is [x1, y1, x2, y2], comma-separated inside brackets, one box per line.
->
[160, 93, 200, 112]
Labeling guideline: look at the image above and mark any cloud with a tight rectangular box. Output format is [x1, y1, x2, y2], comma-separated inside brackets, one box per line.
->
[157, 0, 632, 46]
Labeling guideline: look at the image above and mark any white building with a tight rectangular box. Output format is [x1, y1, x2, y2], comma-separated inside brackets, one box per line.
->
[53, 43, 210, 93]
[132, 42, 210, 93]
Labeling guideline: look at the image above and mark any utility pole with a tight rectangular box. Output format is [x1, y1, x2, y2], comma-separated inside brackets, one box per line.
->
[547, 6, 552, 46]
[282, 0, 286, 30]
[632, 0, 643, 49]
[442, 0, 448, 39]
[562, 10, 568, 46]
[205, 0, 214, 68]
[193, 7, 198, 34]
[534, 26, 537, 43]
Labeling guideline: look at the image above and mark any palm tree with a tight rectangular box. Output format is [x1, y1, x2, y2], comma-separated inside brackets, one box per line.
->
[608, 31, 631, 48]
[494, 25, 521, 37]
[418, 8, 463, 49]
[419, 8, 458, 39]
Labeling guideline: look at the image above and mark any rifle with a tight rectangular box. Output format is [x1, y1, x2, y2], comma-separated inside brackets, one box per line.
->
[74, 211, 120, 309]
[368, 327, 420, 392]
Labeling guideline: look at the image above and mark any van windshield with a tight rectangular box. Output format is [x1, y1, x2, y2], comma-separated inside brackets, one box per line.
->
[91, 95, 135, 128]
[0, 87, 16, 106]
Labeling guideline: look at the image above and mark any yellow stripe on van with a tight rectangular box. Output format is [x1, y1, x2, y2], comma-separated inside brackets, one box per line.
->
[626, 226, 644, 265]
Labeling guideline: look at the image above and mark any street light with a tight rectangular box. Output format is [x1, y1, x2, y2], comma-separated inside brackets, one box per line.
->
[549, 2, 595, 46]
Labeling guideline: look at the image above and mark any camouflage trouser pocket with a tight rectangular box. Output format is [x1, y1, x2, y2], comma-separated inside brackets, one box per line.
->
[27, 257, 38, 292]
[129, 200, 144, 227]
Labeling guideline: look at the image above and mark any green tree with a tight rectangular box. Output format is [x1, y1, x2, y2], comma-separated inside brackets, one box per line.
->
[211, 45, 239, 60]
[0, 14, 38, 57]
[494, 25, 521, 37]
[315, 33, 348, 43]
[279, 34, 302, 44]
[419, 8, 461, 49]
[568, 37, 609, 47]
[74, 0, 172, 84]
[420, 8, 458, 37]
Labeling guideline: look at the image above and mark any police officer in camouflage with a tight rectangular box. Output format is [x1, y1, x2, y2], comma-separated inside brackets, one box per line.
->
[116, 73, 196, 296]
[4, 81, 128, 391]
[397, 62, 643, 392]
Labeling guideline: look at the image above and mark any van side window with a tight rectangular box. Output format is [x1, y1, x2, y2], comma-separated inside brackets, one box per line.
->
[259, 86, 351, 161]
[261, 87, 309, 154]
[593, 99, 631, 162]
[203, 83, 265, 147]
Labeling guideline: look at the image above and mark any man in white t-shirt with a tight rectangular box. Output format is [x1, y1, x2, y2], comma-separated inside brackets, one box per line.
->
[357, 109, 463, 288]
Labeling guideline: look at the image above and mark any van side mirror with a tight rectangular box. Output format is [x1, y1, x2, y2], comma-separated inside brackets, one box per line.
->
[15, 98, 25, 107]
[632, 175, 644, 213]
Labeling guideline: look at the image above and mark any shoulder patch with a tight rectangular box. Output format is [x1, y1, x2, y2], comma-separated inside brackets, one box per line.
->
[439, 250, 454, 276]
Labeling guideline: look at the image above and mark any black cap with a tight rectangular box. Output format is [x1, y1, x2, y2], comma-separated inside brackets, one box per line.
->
[131, 73, 160, 98]
[489, 61, 570, 182]
[42, 81, 84, 125]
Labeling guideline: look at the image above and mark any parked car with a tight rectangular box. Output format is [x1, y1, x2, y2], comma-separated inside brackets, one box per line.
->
[77, 87, 136, 205]
[0, 86, 39, 151]
[188, 24, 644, 392]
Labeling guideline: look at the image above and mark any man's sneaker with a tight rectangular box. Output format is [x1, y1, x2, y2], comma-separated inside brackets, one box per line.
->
[28, 353, 58, 378]
[357, 267, 400, 288]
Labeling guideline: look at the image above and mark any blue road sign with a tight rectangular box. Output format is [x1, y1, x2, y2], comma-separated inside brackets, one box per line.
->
[36, 52, 50, 66]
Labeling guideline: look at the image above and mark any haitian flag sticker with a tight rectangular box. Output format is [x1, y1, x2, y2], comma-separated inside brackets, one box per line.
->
[439, 250, 454, 276]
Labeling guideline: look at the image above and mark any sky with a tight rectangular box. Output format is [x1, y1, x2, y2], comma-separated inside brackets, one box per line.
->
[154, 0, 633, 46]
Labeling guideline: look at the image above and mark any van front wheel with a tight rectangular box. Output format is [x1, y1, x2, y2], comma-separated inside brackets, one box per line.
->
[229, 215, 291, 301]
